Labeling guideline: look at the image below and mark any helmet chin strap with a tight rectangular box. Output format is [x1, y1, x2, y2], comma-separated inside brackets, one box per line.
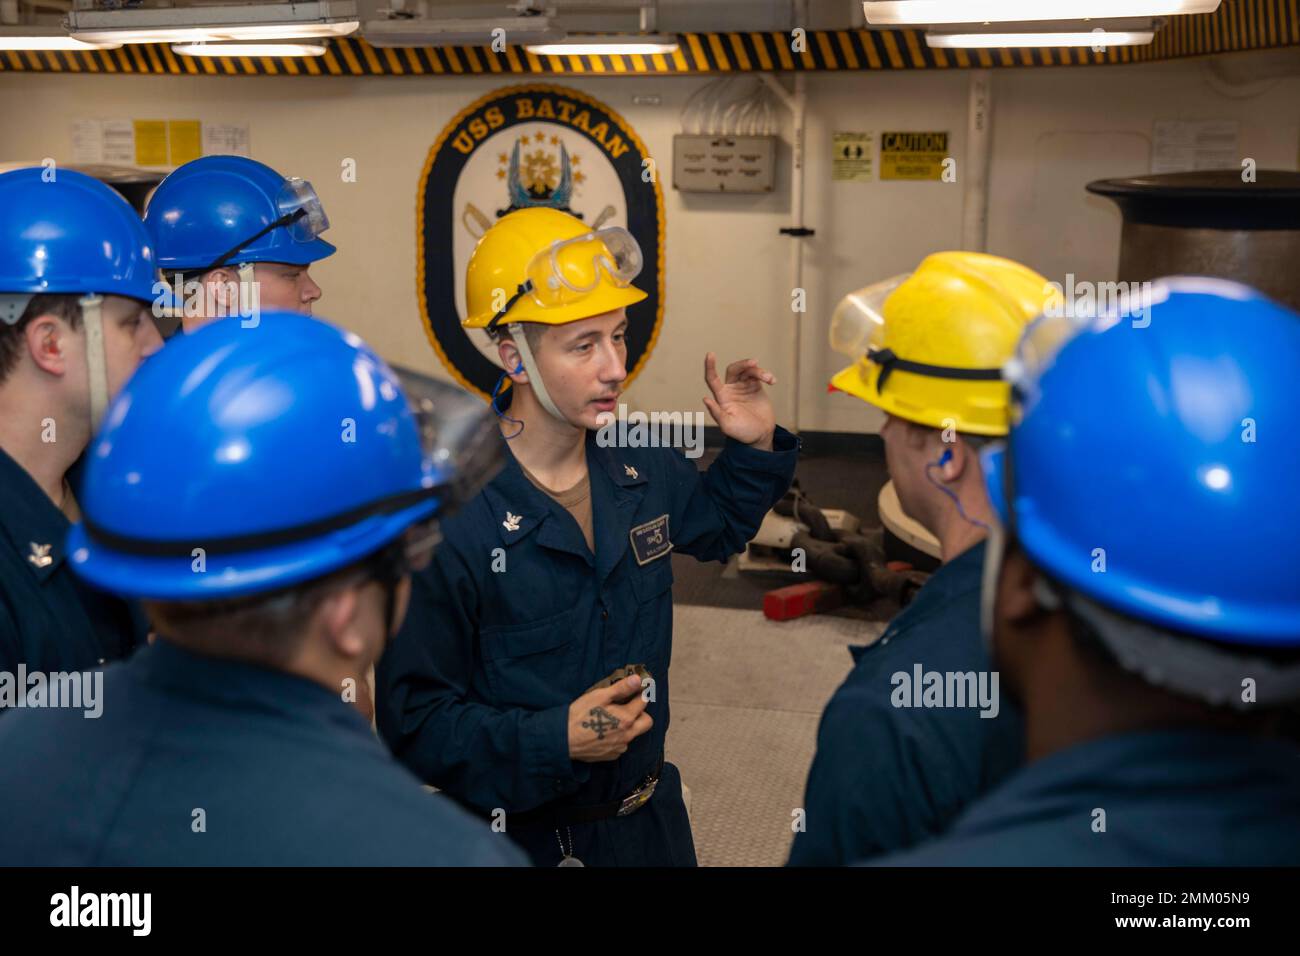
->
[979, 516, 1004, 657]
[980, 519, 1060, 658]
[81, 294, 109, 435]
[236, 263, 260, 322]
[507, 321, 568, 424]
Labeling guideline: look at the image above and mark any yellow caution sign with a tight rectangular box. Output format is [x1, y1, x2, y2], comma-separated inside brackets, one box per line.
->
[167, 120, 203, 165]
[133, 120, 169, 166]
[880, 131, 949, 181]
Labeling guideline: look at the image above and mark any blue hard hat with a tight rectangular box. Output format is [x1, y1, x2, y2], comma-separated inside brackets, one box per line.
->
[0, 167, 160, 307]
[68, 312, 438, 601]
[982, 277, 1300, 648]
[144, 155, 336, 272]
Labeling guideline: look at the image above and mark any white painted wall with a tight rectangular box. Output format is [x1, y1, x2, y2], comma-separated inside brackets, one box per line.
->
[2, 53, 1297, 435]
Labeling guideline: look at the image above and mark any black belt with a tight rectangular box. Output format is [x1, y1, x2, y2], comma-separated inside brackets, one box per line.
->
[503, 757, 665, 829]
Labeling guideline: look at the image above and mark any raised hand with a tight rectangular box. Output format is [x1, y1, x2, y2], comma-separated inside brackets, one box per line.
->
[702, 352, 777, 450]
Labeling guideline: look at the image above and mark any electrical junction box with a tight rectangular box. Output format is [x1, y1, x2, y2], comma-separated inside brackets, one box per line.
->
[672, 134, 777, 193]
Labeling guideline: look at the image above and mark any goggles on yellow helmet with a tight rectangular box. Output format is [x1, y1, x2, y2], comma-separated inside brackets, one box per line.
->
[829, 271, 1005, 393]
[487, 226, 643, 330]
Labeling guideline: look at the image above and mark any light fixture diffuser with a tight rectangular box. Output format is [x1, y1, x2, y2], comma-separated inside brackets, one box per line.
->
[363, 15, 563, 48]
[67, 1, 358, 45]
[927, 29, 1156, 47]
[525, 35, 679, 56]
[172, 42, 328, 57]
[865, 1, 1219, 24]
[0, 26, 121, 50]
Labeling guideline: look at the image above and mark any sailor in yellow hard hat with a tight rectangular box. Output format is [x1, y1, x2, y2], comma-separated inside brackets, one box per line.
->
[376, 206, 799, 867]
[790, 251, 1059, 866]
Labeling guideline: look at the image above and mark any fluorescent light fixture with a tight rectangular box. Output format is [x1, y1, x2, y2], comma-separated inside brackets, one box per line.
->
[526, 35, 679, 56]
[363, 15, 563, 48]
[0, 26, 121, 51]
[172, 42, 328, 57]
[927, 29, 1155, 47]
[925, 16, 1159, 46]
[67, 1, 358, 45]
[865, 1, 1219, 24]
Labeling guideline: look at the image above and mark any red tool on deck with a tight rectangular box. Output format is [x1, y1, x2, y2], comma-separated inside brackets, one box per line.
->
[763, 581, 844, 621]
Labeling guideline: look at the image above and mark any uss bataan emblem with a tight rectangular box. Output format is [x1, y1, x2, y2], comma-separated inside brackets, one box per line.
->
[417, 83, 666, 400]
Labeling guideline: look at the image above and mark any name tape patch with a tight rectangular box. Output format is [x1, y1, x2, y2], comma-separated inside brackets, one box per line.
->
[629, 514, 672, 566]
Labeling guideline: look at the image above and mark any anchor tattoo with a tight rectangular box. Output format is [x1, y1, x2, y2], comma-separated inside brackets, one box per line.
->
[582, 706, 621, 740]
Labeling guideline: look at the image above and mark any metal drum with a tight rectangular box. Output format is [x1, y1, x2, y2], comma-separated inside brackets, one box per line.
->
[1087, 170, 1300, 310]
[878, 480, 940, 572]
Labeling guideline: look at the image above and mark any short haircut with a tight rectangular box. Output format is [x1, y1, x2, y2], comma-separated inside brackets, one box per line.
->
[143, 558, 377, 668]
[164, 267, 222, 288]
[898, 416, 993, 453]
[487, 321, 546, 355]
[0, 294, 83, 384]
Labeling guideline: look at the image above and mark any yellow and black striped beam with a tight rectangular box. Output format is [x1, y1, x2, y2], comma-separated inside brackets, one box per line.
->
[3, 1, 1297, 75]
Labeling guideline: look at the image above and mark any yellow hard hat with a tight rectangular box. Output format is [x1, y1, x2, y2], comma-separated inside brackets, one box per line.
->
[463, 206, 648, 329]
[828, 251, 1060, 436]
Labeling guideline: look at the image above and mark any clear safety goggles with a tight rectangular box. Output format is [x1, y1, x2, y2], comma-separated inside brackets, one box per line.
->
[828, 273, 909, 358]
[276, 176, 331, 243]
[205, 176, 330, 271]
[1002, 278, 1188, 419]
[396, 518, 441, 574]
[305, 367, 508, 589]
[489, 226, 643, 328]
[390, 365, 507, 514]
[1001, 306, 1105, 424]
[829, 271, 1005, 393]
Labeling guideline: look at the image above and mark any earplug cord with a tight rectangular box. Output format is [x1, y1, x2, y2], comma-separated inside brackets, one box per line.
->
[926, 452, 991, 533]
[490, 366, 525, 440]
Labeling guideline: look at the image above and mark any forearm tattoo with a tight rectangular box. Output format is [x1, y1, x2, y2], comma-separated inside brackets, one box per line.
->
[582, 707, 620, 740]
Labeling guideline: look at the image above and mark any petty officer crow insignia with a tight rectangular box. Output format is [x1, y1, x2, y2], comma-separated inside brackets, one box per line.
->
[417, 83, 666, 401]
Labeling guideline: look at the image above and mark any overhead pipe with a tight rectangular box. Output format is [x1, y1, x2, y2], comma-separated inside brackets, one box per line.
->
[961, 69, 993, 253]
[760, 70, 810, 434]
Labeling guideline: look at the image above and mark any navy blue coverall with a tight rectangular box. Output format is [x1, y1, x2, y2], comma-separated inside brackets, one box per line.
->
[789, 541, 1025, 865]
[871, 730, 1300, 866]
[377, 426, 798, 865]
[0, 447, 146, 688]
[0, 639, 526, 865]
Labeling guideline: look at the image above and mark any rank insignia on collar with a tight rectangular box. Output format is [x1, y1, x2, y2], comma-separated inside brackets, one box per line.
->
[28, 542, 53, 569]
[624, 464, 638, 480]
[503, 512, 522, 532]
